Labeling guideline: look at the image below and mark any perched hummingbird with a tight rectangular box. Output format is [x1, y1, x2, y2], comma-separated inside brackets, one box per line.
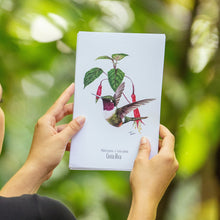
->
[94, 82, 155, 127]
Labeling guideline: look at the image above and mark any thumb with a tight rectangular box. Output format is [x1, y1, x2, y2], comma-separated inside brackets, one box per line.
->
[137, 137, 151, 159]
[58, 116, 86, 143]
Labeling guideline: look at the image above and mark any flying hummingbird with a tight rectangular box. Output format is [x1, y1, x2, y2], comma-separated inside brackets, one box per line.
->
[94, 82, 155, 127]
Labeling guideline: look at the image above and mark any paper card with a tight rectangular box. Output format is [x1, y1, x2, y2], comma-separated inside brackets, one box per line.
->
[69, 31, 165, 171]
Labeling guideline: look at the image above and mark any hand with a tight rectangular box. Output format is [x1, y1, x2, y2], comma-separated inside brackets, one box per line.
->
[26, 83, 86, 180]
[128, 125, 179, 220]
[0, 83, 86, 197]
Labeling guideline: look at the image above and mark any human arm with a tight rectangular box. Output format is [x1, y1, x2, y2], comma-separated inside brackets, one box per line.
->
[127, 125, 179, 220]
[0, 83, 85, 197]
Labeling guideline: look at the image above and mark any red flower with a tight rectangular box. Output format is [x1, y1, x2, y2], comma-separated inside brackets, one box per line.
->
[96, 83, 102, 102]
[131, 93, 144, 129]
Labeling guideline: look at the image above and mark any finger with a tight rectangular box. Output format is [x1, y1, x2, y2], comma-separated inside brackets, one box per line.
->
[56, 124, 68, 133]
[158, 139, 162, 151]
[57, 116, 86, 143]
[55, 83, 75, 107]
[47, 83, 75, 117]
[159, 124, 175, 153]
[136, 137, 151, 159]
[159, 124, 173, 139]
[56, 103, 74, 122]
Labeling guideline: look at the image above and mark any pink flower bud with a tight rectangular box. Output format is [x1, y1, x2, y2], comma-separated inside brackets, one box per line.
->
[131, 93, 143, 128]
[96, 84, 102, 103]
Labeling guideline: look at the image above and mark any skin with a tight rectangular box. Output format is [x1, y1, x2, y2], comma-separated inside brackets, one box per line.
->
[0, 83, 178, 220]
[0, 83, 86, 196]
[128, 125, 179, 220]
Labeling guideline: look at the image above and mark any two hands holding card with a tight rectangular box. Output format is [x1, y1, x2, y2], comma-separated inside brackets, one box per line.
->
[0, 83, 178, 220]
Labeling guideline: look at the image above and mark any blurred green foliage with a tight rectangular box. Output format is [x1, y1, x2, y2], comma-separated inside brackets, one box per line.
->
[0, 0, 220, 219]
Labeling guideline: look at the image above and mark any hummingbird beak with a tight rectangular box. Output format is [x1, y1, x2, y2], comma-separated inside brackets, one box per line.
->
[91, 93, 101, 98]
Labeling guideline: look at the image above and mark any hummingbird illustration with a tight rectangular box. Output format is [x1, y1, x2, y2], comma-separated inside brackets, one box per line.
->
[94, 82, 155, 127]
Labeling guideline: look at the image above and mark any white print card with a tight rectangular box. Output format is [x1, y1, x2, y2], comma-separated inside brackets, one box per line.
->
[69, 31, 165, 171]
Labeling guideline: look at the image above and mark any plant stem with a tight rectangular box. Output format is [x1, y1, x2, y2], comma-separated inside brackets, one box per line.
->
[125, 75, 135, 94]
[123, 92, 131, 103]
[100, 78, 108, 84]
[112, 59, 117, 70]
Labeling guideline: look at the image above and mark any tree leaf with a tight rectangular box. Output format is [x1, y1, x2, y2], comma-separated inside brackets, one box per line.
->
[112, 53, 128, 61]
[108, 68, 125, 91]
[96, 56, 113, 60]
[84, 68, 103, 88]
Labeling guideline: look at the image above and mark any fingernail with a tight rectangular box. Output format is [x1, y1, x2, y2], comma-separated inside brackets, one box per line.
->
[140, 137, 147, 144]
[75, 116, 86, 127]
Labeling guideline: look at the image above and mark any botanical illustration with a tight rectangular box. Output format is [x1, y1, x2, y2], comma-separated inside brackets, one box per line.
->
[83, 53, 155, 132]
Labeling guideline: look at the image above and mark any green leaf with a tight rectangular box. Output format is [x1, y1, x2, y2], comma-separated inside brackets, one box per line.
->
[108, 68, 125, 91]
[96, 56, 113, 61]
[84, 68, 103, 88]
[112, 53, 128, 61]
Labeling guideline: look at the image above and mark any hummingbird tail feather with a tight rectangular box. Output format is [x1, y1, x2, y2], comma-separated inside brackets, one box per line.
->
[123, 116, 148, 124]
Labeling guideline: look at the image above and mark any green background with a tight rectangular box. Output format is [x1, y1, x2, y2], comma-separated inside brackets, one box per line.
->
[0, 0, 220, 219]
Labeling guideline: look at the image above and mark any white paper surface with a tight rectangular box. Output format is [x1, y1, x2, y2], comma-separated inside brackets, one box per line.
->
[69, 31, 165, 171]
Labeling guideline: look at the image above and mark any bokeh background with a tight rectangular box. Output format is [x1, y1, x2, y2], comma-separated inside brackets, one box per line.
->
[0, 0, 220, 219]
